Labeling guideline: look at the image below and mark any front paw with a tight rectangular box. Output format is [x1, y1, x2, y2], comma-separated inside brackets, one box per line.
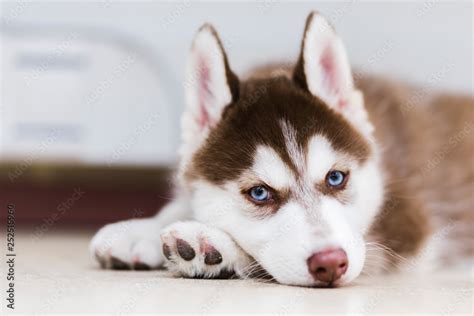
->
[90, 219, 164, 270]
[160, 221, 250, 278]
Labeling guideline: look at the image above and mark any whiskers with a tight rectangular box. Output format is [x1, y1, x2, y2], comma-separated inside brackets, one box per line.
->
[363, 241, 408, 277]
[239, 260, 277, 284]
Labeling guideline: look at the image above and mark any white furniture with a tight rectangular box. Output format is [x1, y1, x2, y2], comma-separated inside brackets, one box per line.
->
[1, 26, 179, 166]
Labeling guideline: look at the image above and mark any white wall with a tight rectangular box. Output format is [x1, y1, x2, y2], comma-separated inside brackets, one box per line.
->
[1, 1, 472, 166]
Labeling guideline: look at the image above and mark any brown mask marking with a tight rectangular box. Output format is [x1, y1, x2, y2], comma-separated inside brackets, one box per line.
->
[189, 76, 371, 185]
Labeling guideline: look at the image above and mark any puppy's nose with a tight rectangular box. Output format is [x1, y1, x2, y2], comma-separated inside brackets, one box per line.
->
[307, 248, 348, 283]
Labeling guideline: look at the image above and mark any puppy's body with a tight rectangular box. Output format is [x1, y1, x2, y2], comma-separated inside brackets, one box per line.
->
[91, 12, 473, 286]
[360, 76, 474, 269]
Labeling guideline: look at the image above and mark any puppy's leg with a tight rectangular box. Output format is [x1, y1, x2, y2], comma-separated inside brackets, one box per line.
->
[160, 221, 252, 278]
[90, 196, 190, 270]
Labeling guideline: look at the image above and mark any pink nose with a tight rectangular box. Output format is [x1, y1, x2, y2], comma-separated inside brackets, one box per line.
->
[307, 248, 348, 284]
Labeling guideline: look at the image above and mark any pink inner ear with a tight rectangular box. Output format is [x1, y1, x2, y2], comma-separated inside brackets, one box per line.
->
[320, 44, 341, 97]
[337, 98, 347, 110]
[198, 58, 211, 130]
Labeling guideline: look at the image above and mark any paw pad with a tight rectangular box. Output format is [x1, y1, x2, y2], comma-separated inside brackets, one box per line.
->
[162, 243, 172, 260]
[204, 246, 222, 265]
[161, 233, 224, 266]
[176, 238, 196, 261]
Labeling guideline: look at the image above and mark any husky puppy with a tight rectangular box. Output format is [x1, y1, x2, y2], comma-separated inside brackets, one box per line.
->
[91, 12, 473, 287]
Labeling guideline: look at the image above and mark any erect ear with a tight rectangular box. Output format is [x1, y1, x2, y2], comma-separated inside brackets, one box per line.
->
[180, 24, 239, 160]
[293, 12, 373, 136]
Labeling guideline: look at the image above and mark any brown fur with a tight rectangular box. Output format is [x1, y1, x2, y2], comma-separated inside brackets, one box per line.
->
[188, 76, 371, 185]
[358, 75, 474, 266]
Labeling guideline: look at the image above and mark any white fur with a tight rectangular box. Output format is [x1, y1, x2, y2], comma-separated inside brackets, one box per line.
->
[302, 14, 374, 137]
[190, 180, 314, 284]
[90, 196, 190, 268]
[318, 197, 366, 283]
[306, 135, 338, 181]
[90, 218, 165, 268]
[303, 14, 353, 108]
[252, 145, 295, 190]
[280, 120, 305, 174]
[180, 25, 233, 172]
[350, 156, 385, 232]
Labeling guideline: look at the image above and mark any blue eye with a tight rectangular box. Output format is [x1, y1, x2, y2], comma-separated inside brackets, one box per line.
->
[326, 170, 347, 188]
[249, 186, 271, 202]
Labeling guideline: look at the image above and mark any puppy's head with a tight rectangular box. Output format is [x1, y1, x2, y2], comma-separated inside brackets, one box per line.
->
[179, 12, 384, 287]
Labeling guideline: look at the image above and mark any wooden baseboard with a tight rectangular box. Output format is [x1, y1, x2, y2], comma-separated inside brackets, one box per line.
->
[0, 163, 173, 227]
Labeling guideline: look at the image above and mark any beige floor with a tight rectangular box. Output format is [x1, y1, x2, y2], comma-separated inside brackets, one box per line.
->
[2, 229, 473, 314]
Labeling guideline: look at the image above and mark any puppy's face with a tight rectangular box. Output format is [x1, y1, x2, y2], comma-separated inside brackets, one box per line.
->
[179, 12, 384, 287]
